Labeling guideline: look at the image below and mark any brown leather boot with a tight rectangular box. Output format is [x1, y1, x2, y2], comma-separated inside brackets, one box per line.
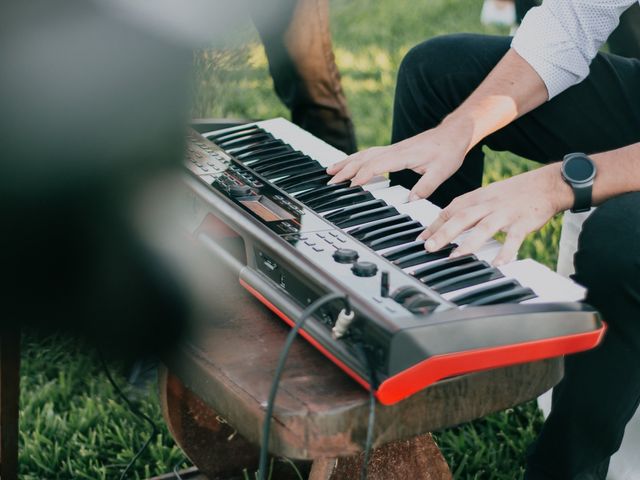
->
[250, 0, 358, 154]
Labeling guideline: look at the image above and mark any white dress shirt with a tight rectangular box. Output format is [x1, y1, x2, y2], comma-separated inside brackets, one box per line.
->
[511, 0, 639, 99]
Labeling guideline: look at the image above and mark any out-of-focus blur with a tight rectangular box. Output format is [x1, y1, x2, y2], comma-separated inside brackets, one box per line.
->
[0, 0, 262, 359]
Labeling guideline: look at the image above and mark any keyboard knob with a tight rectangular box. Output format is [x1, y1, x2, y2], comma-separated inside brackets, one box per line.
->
[351, 261, 378, 277]
[391, 285, 421, 304]
[403, 293, 439, 315]
[333, 248, 359, 264]
[229, 184, 253, 197]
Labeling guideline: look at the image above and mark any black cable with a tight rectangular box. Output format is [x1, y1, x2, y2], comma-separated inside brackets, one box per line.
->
[257, 292, 351, 480]
[354, 344, 379, 480]
[99, 352, 159, 480]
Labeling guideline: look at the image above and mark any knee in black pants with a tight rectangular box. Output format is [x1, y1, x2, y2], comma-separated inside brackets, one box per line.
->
[574, 191, 640, 328]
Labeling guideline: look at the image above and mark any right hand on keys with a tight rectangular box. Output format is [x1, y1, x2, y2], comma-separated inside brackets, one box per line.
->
[326, 125, 468, 201]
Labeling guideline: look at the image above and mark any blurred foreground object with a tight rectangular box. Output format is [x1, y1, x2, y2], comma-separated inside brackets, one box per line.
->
[0, 0, 248, 359]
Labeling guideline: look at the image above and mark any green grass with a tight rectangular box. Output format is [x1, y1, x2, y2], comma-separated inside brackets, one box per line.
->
[20, 1, 564, 478]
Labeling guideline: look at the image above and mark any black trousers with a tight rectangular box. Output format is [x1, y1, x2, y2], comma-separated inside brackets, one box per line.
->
[390, 34, 640, 480]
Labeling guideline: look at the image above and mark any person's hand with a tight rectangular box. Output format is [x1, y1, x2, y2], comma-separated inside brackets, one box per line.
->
[326, 126, 469, 201]
[419, 164, 572, 266]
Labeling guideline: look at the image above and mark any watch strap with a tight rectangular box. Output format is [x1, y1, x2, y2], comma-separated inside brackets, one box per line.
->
[571, 183, 592, 213]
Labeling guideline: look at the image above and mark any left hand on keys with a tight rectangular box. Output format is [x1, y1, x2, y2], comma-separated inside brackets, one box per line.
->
[418, 164, 572, 266]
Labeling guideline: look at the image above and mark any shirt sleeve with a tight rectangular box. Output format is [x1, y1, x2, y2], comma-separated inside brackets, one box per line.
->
[511, 0, 637, 99]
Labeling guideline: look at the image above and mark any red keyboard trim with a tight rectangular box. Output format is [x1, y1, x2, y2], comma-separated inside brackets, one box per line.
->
[241, 279, 607, 405]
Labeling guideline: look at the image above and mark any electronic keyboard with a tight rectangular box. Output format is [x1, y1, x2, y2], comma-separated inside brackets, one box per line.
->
[180, 117, 605, 405]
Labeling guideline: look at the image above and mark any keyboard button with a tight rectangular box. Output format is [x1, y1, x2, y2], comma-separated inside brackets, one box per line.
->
[312, 246, 324, 252]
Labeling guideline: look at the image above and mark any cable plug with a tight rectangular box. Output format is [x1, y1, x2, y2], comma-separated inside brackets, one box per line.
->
[332, 308, 355, 339]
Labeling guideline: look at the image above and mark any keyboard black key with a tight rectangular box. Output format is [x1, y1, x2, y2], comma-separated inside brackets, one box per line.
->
[304, 186, 362, 208]
[334, 206, 399, 228]
[293, 182, 351, 202]
[390, 244, 458, 269]
[207, 125, 262, 141]
[324, 199, 387, 223]
[217, 132, 273, 149]
[252, 155, 313, 174]
[226, 138, 283, 155]
[449, 279, 522, 306]
[467, 287, 537, 306]
[432, 268, 505, 294]
[237, 145, 294, 162]
[348, 214, 413, 238]
[411, 254, 476, 279]
[279, 173, 333, 194]
[359, 220, 422, 244]
[262, 161, 322, 180]
[368, 226, 425, 251]
[313, 191, 375, 213]
[420, 260, 489, 285]
[382, 240, 425, 262]
[275, 168, 331, 189]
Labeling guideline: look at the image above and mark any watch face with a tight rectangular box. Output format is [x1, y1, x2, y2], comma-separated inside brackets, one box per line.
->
[564, 155, 595, 182]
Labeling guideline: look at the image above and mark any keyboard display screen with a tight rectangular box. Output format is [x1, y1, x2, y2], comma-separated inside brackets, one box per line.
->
[240, 196, 295, 222]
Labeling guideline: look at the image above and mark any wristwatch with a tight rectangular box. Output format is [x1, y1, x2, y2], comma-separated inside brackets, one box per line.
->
[561, 153, 597, 213]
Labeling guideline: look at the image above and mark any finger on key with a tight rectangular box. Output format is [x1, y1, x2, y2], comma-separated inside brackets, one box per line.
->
[493, 227, 527, 266]
[408, 169, 447, 202]
[326, 155, 355, 175]
[424, 205, 489, 252]
[451, 213, 504, 257]
[328, 158, 363, 184]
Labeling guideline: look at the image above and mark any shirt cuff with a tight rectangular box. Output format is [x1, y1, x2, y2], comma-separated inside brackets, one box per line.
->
[511, 5, 587, 99]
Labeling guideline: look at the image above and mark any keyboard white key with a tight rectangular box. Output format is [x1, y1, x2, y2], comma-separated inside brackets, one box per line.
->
[396, 199, 442, 227]
[499, 259, 585, 302]
[371, 185, 411, 207]
[254, 118, 347, 168]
